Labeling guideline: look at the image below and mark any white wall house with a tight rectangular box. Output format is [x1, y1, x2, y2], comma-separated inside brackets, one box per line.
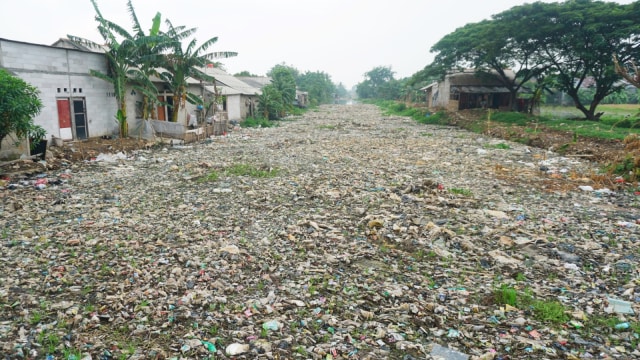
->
[0, 38, 116, 158]
[205, 68, 261, 122]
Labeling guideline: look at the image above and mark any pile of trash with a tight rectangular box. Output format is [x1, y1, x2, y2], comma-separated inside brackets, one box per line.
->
[1, 104, 639, 359]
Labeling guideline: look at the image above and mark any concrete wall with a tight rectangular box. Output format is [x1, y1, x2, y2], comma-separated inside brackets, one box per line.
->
[0, 39, 117, 146]
[227, 94, 242, 121]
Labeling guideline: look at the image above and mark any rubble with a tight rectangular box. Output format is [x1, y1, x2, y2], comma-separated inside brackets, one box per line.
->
[1, 104, 640, 359]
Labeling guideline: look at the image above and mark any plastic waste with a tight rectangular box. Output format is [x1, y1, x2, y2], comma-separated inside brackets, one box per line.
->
[225, 343, 249, 355]
[615, 322, 630, 330]
[262, 320, 281, 331]
[607, 297, 634, 314]
[430, 343, 469, 360]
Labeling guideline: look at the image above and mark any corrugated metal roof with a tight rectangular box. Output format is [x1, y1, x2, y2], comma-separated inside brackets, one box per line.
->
[420, 82, 438, 91]
[205, 85, 242, 96]
[237, 76, 272, 89]
[452, 86, 510, 94]
[201, 68, 261, 95]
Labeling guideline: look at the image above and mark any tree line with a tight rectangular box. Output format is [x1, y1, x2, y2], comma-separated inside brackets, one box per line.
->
[357, 0, 640, 121]
[250, 64, 348, 120]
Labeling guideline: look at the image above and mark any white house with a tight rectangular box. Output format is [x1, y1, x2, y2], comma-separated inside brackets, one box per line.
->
[0, 38, 116, 158]
[204, 67, 261, 122]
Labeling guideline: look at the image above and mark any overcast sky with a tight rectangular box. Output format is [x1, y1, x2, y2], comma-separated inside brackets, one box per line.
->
[0, 0, 634, 88]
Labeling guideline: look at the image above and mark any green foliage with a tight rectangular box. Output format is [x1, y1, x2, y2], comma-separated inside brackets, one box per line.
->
[531, 300, 569, 324]
[69, 1, 144, 137]
[372, 100, 447, 124]
[490, 112, 532, 126]
[448, 188, 473, 196]
[241, 116, 277, 128]
[297, 71, 336, 105]
[335, 82, 349, 100]
[494, 284, 568, 325]
[196, 170, 219, 183]
[418, 111, 449, 125]
[614, 134, 640, 182]
[424, 0, 640, 119]
[356, 66, 401, 100]
[496, 1, 639, 120]
[484, 143, 511, 150]
[0, 69, 44, 150]
[234, 70, 258, 77]
[257, 85, 284, 120]
[160, 20, 237, 122]
[269, 64, 297, 115]
[73, 1, 237, 130]
[226, 164, 279, 178]
[494, 284, 518, 306]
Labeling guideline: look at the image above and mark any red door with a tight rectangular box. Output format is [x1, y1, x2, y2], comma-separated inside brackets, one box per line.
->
[157, 96, 166, 120]
[57, 99, 71, 128]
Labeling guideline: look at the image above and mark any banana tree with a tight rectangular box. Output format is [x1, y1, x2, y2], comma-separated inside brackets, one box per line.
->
[124, 1, 175, 120]
[69, 0, 167, 137]
[159, 19, 237, 122]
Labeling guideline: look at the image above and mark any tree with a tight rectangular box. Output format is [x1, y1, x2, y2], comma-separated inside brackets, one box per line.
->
[257, 85, 283, 120]
[0, 69, 44, 150]
[122, 1, 171, 121]
[335, 83, 348, 100]
[234, 70, 258, 77]
[160, 19, 237, 122]
[297, 71, 336, 105]
[267, 64, 297, 117]
[429, 18, 548, 111]
[69, 0, 162, 137]
[614, 56, 640, 89]
[356, 66, 401, 100]
[502, 0, 639, 120]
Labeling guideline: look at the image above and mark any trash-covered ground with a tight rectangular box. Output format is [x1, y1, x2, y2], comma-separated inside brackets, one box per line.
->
[1, 104, 640, 359]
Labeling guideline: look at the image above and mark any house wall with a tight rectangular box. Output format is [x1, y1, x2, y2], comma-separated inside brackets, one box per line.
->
[430, 80, 451, 109]
[227, 94, 242, 121]
[0, 39, 117, 148]
[241, 95, 258, 120]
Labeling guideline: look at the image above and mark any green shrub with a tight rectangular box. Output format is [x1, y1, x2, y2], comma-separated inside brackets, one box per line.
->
[531, 300, 569, 324]
[490, 112, 533, 126]
[241, 117, 276, 128]
[494, 284, 518, 306]
[226, 164, 279, 178]
[390, 103, 407, 112]
[417, 111, 449, 125]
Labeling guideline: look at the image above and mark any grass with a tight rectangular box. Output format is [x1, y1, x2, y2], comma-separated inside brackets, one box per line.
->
[196, 164, 279, 182]
[531, 299, 569, 323]
[376, 101, 640, 141]
[241, 116, 277, 128]
[484, 142, 511, 150]
[29, 310, 44, 325]
[372, 99, 451, 125]
[196, 170, 219, 183]
[494, 284, 518, 306]
[494, 284, 570, 325]
[541, 104, 640, 140]
[449, 187, 473, 196]
[38, 330, 60, 354]
[226, 164, 279, 178]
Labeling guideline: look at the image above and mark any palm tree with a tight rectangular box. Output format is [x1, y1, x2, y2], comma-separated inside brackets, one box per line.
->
[159, 19, 237, 122]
